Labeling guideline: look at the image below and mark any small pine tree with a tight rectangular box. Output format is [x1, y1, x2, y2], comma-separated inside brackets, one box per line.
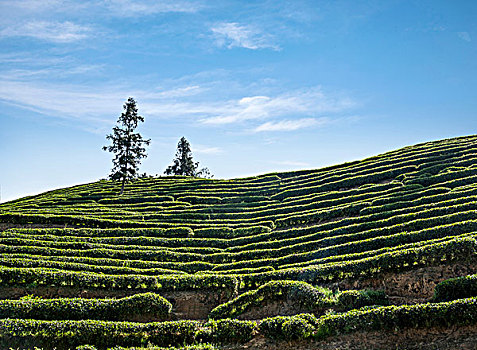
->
[103, 97, 151, 195]
[164, 137, 212, 178]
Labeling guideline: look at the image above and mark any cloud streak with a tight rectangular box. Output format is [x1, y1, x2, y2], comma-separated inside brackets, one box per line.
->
[103, 0, 200, 17]
[0, 74, 358, 136]
[0, 21, 91, 43]
[457, 31, 471, 42]
[200, 88, 355, 125]
[211, 22, 279, 50]
[254, 117, 328, 132]
[0, 0, 200, 18]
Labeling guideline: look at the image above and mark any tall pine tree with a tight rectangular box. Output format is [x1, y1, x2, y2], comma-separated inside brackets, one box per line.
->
[103, 97, 151, 195]
[164, 137, 212, 178]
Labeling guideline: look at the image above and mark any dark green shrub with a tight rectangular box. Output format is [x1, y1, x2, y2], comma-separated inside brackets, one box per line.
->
[0, 293, 172, 321]
[259, 313, 319, 340]
[434, 274, 477, 302]
[208, 280, 327, 319]
[206, 319, 256, 343]
[282, 317, 314, 340]
[336, 290, 389, 310]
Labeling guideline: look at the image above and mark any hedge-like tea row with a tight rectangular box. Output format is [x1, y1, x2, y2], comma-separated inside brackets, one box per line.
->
[0, 213, 177, 228]
[0, 251, 214, 274]
[274, 202, 370, 228]
[0, 319, 202, 349]
[2, 297, 477, 348]
[0, 318, 256, 349]
[0, 212, 273, 230]
[226, 204, 477, 257]
[368, 186, 450, 208]
[213, 215, 477, 269]
[0, 256, 186, 276]
[0, 267, 239, 294]
[0, 236, 224, 255]
[405, 167, 477, 187]
[0, 228, 463, 277]
[259, 297, 477, 341]
[274, 187, 467, 241]
[11, 193, 463, 252]
[272, 165, 418, 201]
[2, 139, 477, 232]
[240, 237, 477, 287]
[211, 266, 274, 275]
[168, 182, 404, 220]
[0, 293, 172, 321]
[0, 231, 230, 251]
[193, 225, 271, 238]
[177, 195, 269, 205]
[278, 233, 466, 270]
[2, 141, 462, 215]
[0, 237, 471, 294]
[276, 140, 476, 190]
[0, 247, 215, 273]
[364, 182, 477, 215]
[7, 225, 271, 241]
[87, 345, 217, 350]
[209, 280, 389, 320]
[208, 281, 328, 319]
[433, 274, 477, 302]
[2, 216, 476, 276]
[97, 196, 175, 204]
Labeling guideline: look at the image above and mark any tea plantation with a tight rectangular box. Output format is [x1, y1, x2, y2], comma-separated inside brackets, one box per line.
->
[1, 135, 477, 349]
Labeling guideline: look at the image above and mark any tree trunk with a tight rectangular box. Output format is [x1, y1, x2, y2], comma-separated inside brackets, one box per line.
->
[121, 134, 131, 196]
[120, 177, 125, 195]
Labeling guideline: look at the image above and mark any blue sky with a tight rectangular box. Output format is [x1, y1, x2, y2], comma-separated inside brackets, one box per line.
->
[0, 0, 476, 202]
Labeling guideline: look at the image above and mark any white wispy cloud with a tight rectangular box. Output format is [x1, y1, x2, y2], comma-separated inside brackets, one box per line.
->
[0, 53, 69, 65]
[3, 65, 105, 80]
[0, 79, 122, 122]
[200, 88, 355, 125]
[254, 117, 328, 132]
[102, 0, 200, 17]
[0, 21, 91, 43]
[458, 31, 471, 42]
[0, 0, 75, 13]
[0, 78, 214, 130]
[211, 22, 279, 50]
[0, 75, 358, 135]
[142, 85, 203, 99]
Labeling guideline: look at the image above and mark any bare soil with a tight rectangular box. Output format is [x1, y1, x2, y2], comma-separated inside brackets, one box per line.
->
[228, 324, 477, 350]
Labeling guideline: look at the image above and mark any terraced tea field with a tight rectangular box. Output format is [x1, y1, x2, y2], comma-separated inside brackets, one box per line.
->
[1, 135, 477, 349]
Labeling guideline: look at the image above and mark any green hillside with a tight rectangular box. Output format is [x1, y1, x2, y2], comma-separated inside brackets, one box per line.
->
[1, 135, 477, 349]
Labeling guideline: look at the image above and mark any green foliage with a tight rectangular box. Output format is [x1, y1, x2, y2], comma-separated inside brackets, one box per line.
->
[105, 345, 218, 350]
[316, 297, 477, 339]
[209, 281, 389, 320]
[240, 237, 477, 288]
[0, 267, 239, 294]
[259, 313, 320, 340]
[103, 97, 151, 194]
[434, 274, 477, 302]
[0, 293, 172, 321]
[1, 135, 477, 348]
[209, 280, 328, 319]
[336, 290, 389, 310]
[205, 319, 256, 343]
[165, 137, 212, 178]
[1, 298, 477, 348]
[259, 297, 477, 341]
